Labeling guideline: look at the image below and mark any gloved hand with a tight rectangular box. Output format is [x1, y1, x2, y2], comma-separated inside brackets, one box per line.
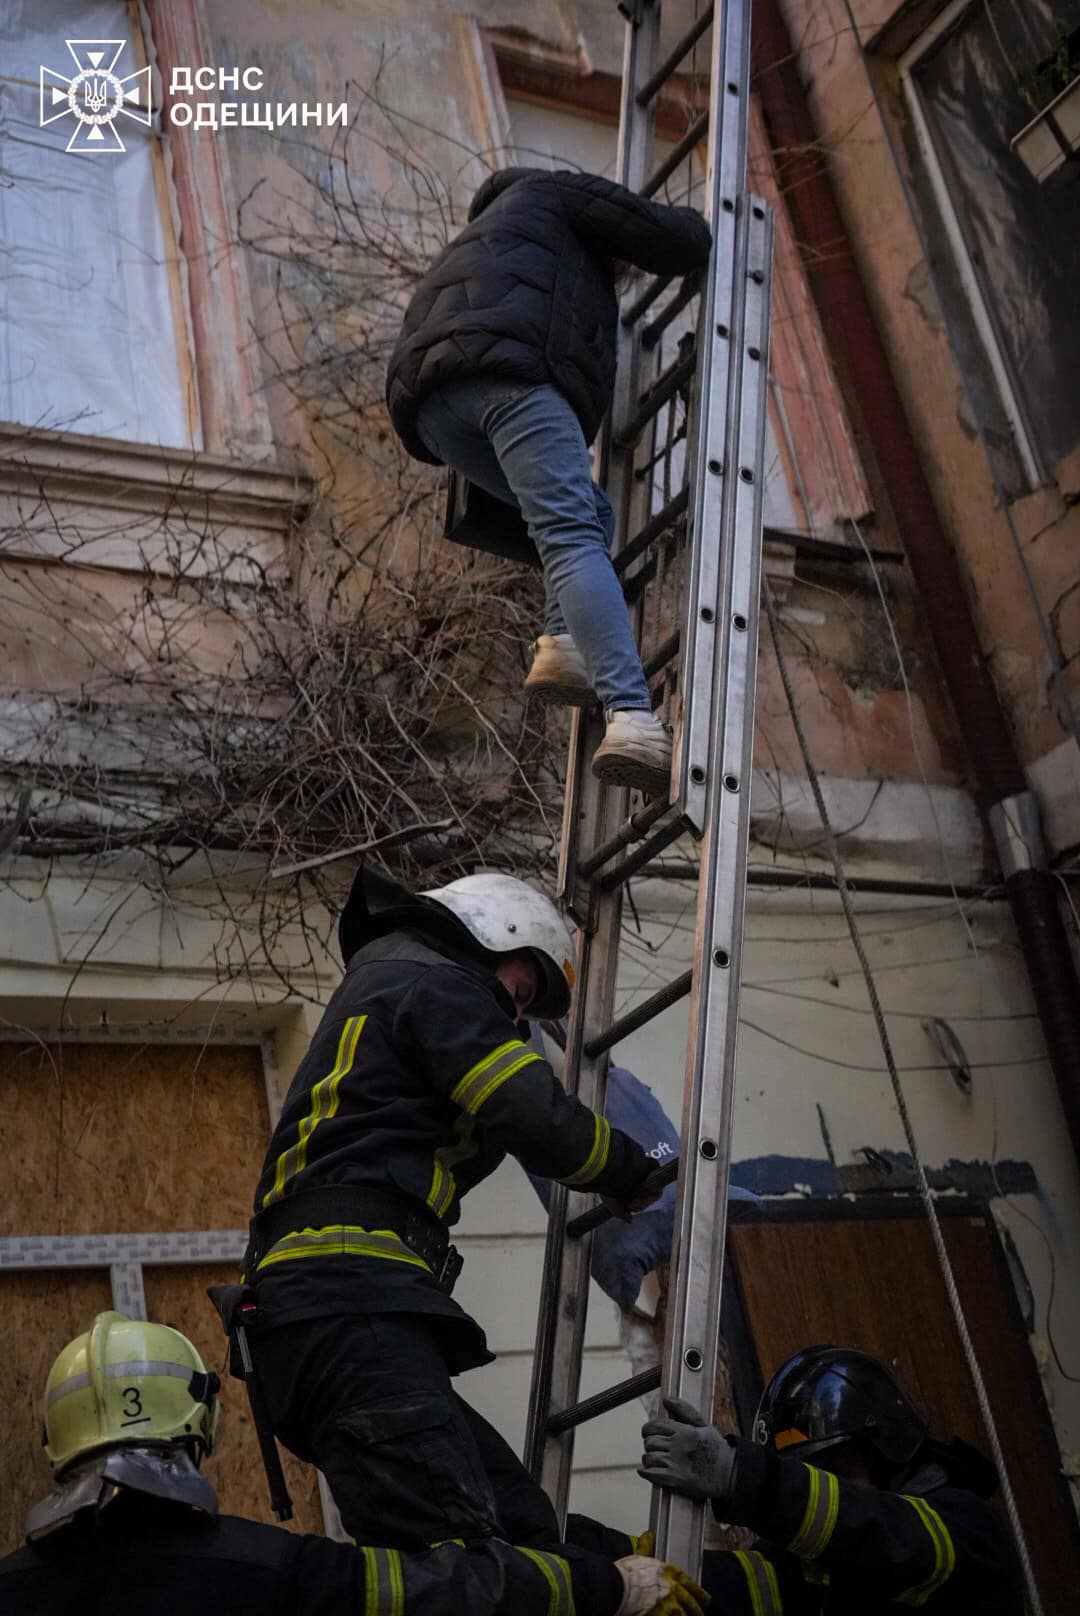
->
[614, 1554, 710, 1616]
[639, 1397, 738, 1503]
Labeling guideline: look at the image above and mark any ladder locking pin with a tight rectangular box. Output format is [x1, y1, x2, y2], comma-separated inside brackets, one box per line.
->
[727, 81, 739, 95]
[723, 773, 740, 792]
[713, 948, 729, 967]
[700, 606, 715, 623]
[753, 204, 766, 220]
[750, 269, 765, 284]
[717, 323, 729, 338]
[707, 458, 722, 475]
[748, 346, 761, 361]
[690, 765, 706, 784]
[700, 1138, 719, 1159]
[733, 613, 748, 631]
[684, 1349, 704, 1371]
[722, 198, 735, 213]
[739, 467, 754, 483]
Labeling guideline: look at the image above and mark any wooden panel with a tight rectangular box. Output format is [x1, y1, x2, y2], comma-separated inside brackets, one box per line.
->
[0, 1042, 267, 1234]
[0, 1270, 113, 1553]
[143, 1266, 324, 1536]
[729, 1212, 1080, 1615]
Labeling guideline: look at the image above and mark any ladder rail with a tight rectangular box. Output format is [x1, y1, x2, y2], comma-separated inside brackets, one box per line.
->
[654, 193, 774, 1570]
[524, 2, 773, 1566]
[523, 1, 664, 1511]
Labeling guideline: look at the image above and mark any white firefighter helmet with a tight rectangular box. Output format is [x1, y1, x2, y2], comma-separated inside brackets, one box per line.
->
[421, 872, 575, 1017]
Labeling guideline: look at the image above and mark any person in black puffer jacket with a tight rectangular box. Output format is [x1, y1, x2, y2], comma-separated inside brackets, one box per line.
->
[385, 167, 711, 798]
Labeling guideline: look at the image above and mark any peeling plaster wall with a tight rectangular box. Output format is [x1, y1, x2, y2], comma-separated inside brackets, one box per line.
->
[780, 0, 1080, 851]
[194, 0, 976, 839]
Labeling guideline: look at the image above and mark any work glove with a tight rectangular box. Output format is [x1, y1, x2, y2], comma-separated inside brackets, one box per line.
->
[614, 1553, 710, 1616]
[639, 1397, 738, 1503]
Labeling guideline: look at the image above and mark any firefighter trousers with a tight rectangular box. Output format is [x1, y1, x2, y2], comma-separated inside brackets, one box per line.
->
[256, 1312, 561, 1549]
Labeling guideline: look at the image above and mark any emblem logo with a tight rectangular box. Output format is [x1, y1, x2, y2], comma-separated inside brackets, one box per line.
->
[39, 39, 152, 153]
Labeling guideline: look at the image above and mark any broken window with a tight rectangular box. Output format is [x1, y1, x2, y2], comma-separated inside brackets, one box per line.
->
[901, 0, 1080, 493]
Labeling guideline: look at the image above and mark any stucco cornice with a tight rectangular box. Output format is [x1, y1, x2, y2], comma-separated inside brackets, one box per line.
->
[0, 421, 311, 582]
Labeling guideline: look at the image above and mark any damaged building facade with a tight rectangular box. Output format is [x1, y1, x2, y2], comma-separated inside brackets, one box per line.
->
[0, 0, 1078, 1603]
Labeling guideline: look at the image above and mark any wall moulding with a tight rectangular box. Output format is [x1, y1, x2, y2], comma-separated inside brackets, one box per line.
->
[0, 422, 311, 585]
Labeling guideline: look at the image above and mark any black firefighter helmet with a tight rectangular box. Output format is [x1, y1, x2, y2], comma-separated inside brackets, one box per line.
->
[753, 1345, 929, 1470]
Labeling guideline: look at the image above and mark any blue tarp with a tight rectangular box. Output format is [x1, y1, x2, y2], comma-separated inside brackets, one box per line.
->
[525, 1035, 757, 1310]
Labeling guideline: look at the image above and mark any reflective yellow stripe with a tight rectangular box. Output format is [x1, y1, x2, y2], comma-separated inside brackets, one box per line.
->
[788, 1464, 839, 1558]
[516, 1548, 575, 1616]
[255, 1224, 431, 1273]
[733, 1551, 784, 1616]
[450, 1040, 542, 1114]
[361, 1546, 379, 1616]
[387, 1548, 404, 1616]
[263, 1015, 366, 1207]
[360, 1546, 405, 1616]
[429, 1538, 466, 1548]
[426, 1116, 479, 1219]
[468, 1052, 542, 1113]
[897, 1495, 957, 1606]
[562, 1113, 611, 1187]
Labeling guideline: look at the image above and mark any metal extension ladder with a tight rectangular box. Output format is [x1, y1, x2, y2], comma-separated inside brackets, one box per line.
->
[523, 0, 774, 1574]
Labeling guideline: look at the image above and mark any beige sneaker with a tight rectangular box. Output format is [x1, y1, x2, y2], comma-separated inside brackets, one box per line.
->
[592, 709, 673, 796]
[524, 633, 594, 707]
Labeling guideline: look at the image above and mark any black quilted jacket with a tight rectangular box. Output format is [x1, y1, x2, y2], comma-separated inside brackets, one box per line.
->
[385, 167, 712, 463]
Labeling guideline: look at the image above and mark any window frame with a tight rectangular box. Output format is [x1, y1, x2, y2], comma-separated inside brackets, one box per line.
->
[475, 25, 871, 544]
[898, 0, 1044, 489]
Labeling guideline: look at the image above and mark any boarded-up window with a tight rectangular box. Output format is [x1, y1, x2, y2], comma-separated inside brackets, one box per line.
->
[728, 1205, 1080, 1615]
[0, 1041, 323, 1549]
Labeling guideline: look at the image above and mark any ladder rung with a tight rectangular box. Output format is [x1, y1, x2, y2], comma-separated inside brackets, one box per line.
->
[623, 556, 658, 605]
[583, 969, 693, 1059]
[622, 272, 674, 329]
[642, 629, 681, 682]
[601, 810, 687, 893]
[643, 274, 702, 350]
[546, 1366, 662, 1434]
[614, 352, 697, 449]
[567, 1156, 680, 1238]
[614, 488, 689, 577]
[578, 795, 671, 881]
[642, 110, 709, 200]
[636, 5, 714, 108]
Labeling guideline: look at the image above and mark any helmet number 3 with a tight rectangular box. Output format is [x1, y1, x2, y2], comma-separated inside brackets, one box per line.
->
[120, 1385, 149, 1425]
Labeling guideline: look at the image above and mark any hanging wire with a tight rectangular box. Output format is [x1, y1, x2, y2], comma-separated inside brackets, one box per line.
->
[762, 576, 1045, 1616]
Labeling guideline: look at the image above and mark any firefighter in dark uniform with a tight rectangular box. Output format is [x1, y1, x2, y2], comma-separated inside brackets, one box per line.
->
[630, 1345, 1025, 1613]
[0, 1310, 707, 1616]
[240, 867, 657, 1551]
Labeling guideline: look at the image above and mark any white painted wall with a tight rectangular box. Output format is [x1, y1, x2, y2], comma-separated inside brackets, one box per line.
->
[2, 863, 1078, 1534]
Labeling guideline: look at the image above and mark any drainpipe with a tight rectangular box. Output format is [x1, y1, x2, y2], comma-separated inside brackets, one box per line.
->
[752, 0, 1080, 1168]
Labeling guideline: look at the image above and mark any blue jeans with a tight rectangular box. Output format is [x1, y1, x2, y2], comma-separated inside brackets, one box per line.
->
[416, 377, 652, 712]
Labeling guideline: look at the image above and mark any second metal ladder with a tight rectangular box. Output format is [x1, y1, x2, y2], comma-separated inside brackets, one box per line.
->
[524, 0, 774, 1573]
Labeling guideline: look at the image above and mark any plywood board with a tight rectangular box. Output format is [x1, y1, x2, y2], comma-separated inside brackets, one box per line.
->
[0, 1042, 268, 1235]
[0, 1269, 113, 1553]
[730, 1212, 1080, 1615]
[143, 1265, 324, 1536]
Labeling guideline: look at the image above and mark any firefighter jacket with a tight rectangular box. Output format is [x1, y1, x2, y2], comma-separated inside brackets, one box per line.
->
[0, 1494, 622, 1616]
[568, 1438, 1024, 1614]
[249, 927, 653, 1363]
